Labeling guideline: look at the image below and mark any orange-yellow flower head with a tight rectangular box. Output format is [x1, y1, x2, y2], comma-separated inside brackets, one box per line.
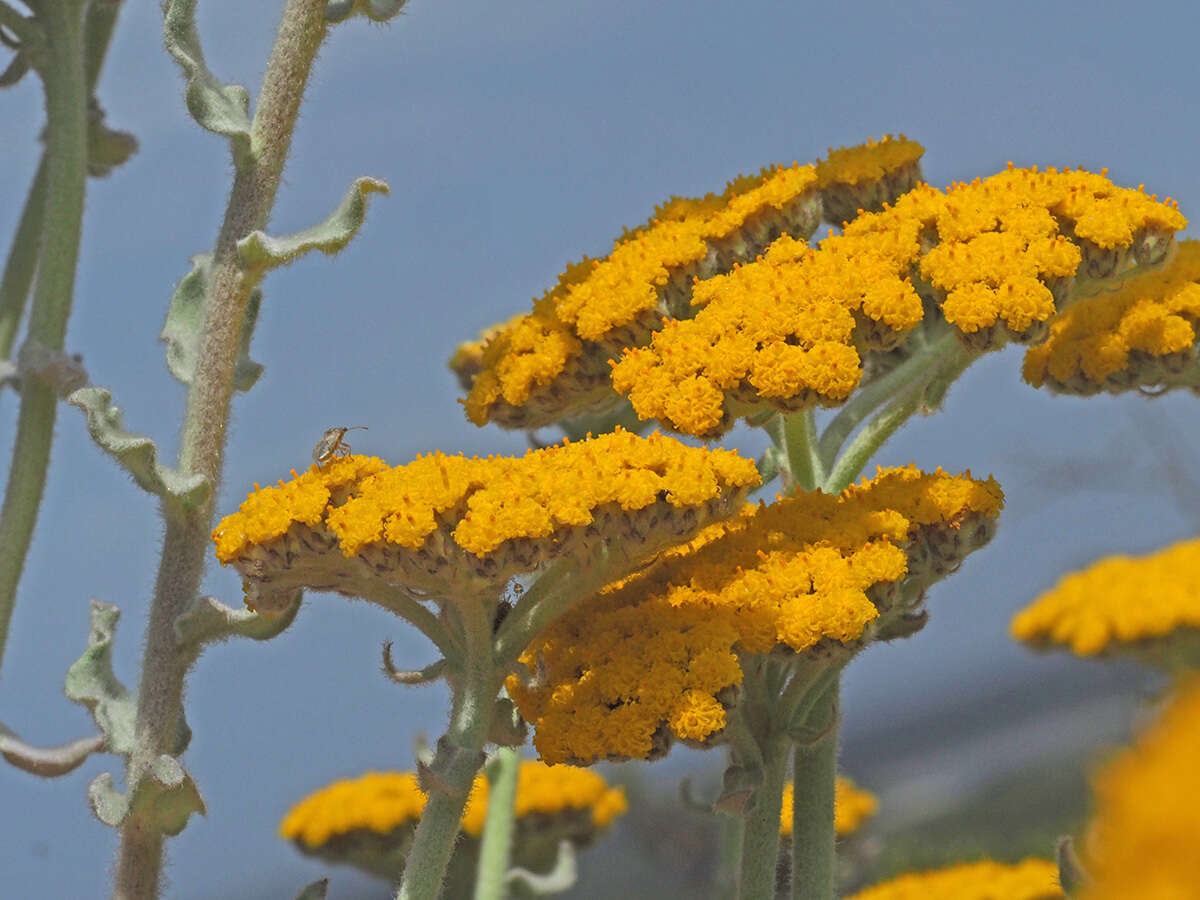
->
[1023, 239, 1200, 396]
[780, 777, 877, 838]
[461, 165, 824, 430]
[509, 466, 1003, 764]
[212, 431, 759, 612]
[612, 165, 1185, 436]
[1080, 677, 1200, 900]
[845, 859, 1063, 900]
[280, 762, 626, 880]
[815, 134, 925, 225]
[1011, 537, 1200, 668]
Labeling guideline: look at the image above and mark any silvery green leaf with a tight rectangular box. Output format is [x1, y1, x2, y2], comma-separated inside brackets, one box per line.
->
[68, 388, 210, 508]
[160, 254, 263, 393]
[0, 722, 104, 778]
[162, 0, 252, 163]
[175, 593, 302, 655]
[237, 177, 389, 270]
[64, 600, 136, 756]
[507, 841, 577, 895]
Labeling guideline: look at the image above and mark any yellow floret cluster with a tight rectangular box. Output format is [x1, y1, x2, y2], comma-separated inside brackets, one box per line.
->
[1081, 678, 1200, 900]
[213, 431, 759, 607]
[280, 762, 626, 850]
[1023, 240, 1200, 394]
[815, 134, 925, 225]
[1011, 537, 1200, 661]
[780, 778, 877, 838]
[844, 859, 1063, 900]
[611, 165, 1185, 436]
[509, 466, 1003, 764]
[462, 164, 823, 429]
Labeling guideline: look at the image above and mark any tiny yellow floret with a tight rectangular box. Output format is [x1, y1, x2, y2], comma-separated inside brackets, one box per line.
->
[844, 859, 1063, 900]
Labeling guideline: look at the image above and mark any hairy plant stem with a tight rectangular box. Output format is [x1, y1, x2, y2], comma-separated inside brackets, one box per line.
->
[766, 410, 822, 494]
[0, 0, 87, 676]
[0, 157, 45, 360]
[789, 680, 839, 900]
[473, 745, 521, 900]
[399, 598, 500, 900]
[112, 2, 327, 896]
[738, 732, 789, 900]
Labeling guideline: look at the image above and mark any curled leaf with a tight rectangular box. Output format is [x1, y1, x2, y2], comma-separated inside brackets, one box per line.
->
[64, 600, 136, 756]
[175, 593, 301, 653]
[325, 0, 408, 23]
[236, 177, 389, 270]
[0, 723, 104, 778]
[160, 254, 263, 393]
[507, 841, 578, 895]
[162, 0, 252, 162]
[86, 754, 206, 835]
[294, 880, 330, 900]
[68, 388, 210, 508]
[381, 641, 447, 685]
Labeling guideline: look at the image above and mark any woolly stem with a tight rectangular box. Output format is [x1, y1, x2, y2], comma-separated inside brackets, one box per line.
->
[767, 410, 822, 494]
[0, 0, 87, 676]
[737, 734, 789, 900]
[0, 156, 45, 360]
[398, 597, 499, 900]
[789, 680, 839, 900]
[112, 2, 327, 896]
[473, 745, 521, 900]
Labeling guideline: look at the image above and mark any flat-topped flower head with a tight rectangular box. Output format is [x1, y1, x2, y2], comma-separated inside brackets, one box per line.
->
[1081, 678, 1200, 900]
[509, 466, 1002, 764]
[280, 762, 626, 881]
[213, 431, 759, 613]
[1023, 240, 1200, 396]
[461, 165, 824, 430]
[815, 134, 925, 225]
[780, 777, 877, 838]
[845, 859, 1063, 900]
[1011, 537, 1200, 669]
[611, 165, 1185, 435]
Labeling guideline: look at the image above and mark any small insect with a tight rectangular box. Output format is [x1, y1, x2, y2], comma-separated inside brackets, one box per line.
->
[312, 425, 368, 464]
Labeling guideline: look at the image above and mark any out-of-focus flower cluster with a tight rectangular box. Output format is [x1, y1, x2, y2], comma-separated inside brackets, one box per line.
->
[780, 777, 877, 838]
[1080, 677, 1200, 900]
[212, 432, 759, 611]
[1023, 239, 1200, 396]
[279, 762, 626, 880]
[1011, 537, 1200, 667]
[843, 859, 1063, 899]
[509, 465, 1003, 764]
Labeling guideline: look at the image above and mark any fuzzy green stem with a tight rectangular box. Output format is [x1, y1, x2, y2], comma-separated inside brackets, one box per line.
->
[0, 2, 37, 43]
[716, 814, 744, 900]
[494, 556, 612, 667]
[738, 735, 789, 900]
[474, 745, 521, 900]
[0, 0, 87, 677]
[789, 680, 839, 900]
[82, 0, 123, 100]
[113, 2, 328, 896]
[0, 157, 45, 360]
[821, 340, 972, 495]
[766, 411, 822, 494]
[399, 598, 499, 900]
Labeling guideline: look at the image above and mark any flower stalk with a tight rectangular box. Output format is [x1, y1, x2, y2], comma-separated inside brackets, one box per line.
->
[789, 680, 839, 900]
[0, 0, 88, 675]
[473, 745, 521, 900]
[112, 1, 328, 895]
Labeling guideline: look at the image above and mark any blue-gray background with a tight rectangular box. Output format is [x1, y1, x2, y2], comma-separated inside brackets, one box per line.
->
[1, 1, 1196, 897]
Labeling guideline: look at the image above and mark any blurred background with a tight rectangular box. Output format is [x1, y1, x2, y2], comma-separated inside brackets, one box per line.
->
[1, 0, 1196, 896]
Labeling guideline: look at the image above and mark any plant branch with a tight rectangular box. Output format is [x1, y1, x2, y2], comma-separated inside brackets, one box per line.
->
[112, 2, 329, 896]
[398, 597, 499, 900]
[789, 679, 839, 900]
[473, 745, 521, 900]
[0, 156, 45, 361]
[766, 410, 823, 494]
[738, 734, 789, 900]
[0, 2, 37, 45]
[0, 0, 87, 676]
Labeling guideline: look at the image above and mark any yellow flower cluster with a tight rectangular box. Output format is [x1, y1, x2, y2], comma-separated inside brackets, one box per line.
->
[1081, 678, 1200, 900]
[612, 165, 1185, 436]
[1023, 240, 1200, 395]
[509, 466, 1003, 764]
[815, 134, 925, 225]
[844, 859, 1063, 900]
[212, 431, 759, 609]
[462, 165, 824, 429]
[1011, 537, 1200, 663]
[280, 761, 627, 850]
[779, 777, 877, 838]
